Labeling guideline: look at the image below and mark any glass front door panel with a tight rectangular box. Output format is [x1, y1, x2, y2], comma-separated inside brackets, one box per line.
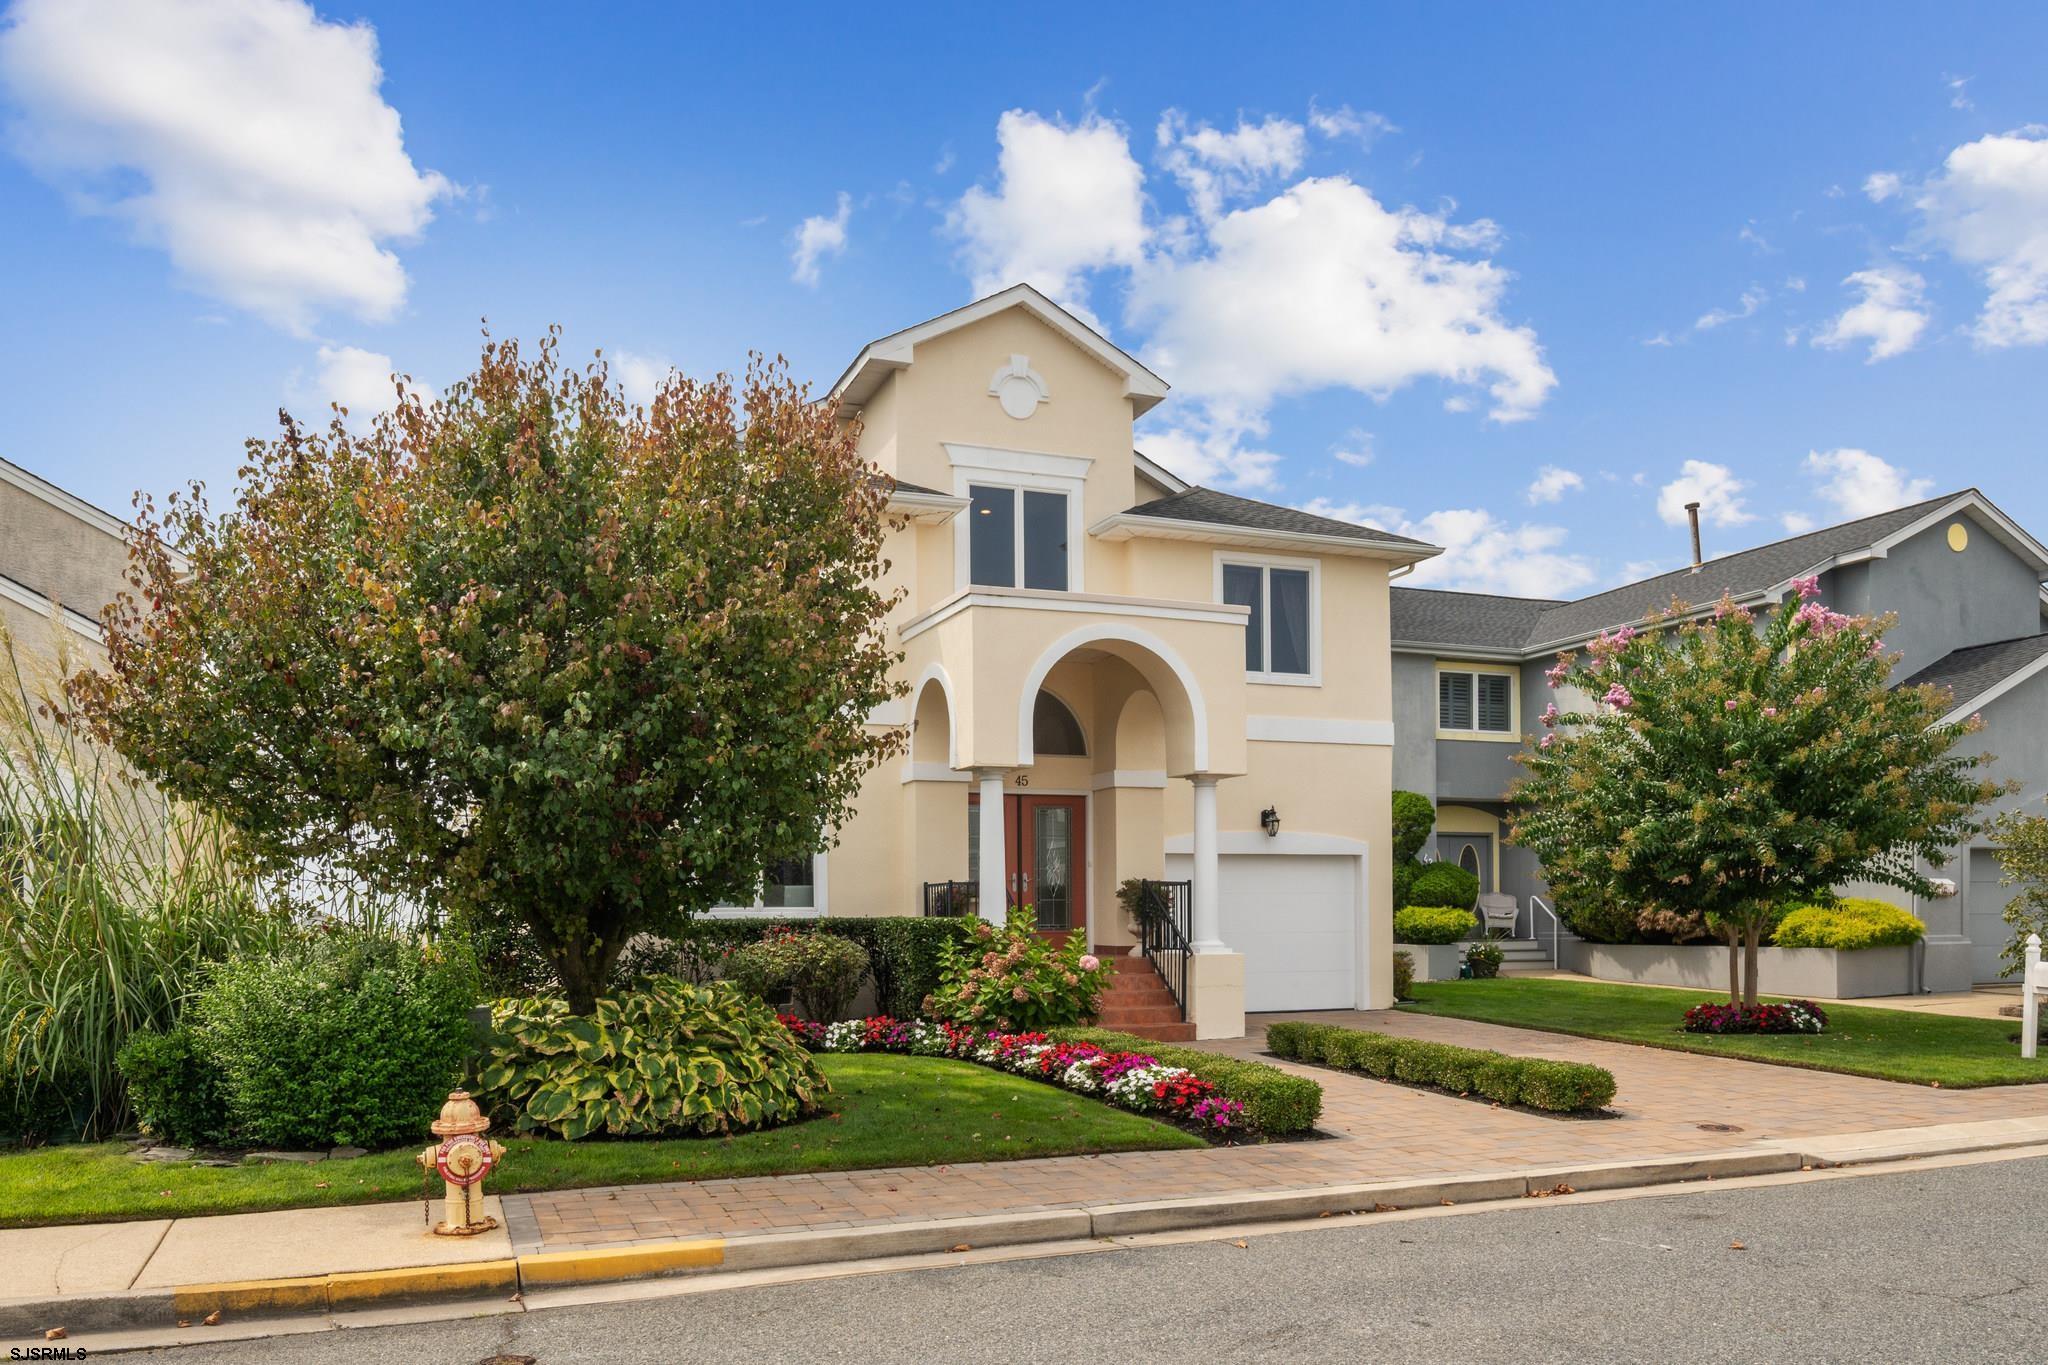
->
[1032, 803, 1073, 929]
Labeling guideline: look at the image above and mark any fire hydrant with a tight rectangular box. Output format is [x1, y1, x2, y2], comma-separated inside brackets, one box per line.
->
[415, 1089, 504, 1237]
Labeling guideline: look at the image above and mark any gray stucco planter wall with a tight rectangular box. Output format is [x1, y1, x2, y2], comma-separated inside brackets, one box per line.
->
[1395, 942, 1469, 983]
[1558, 942, 1916, 998]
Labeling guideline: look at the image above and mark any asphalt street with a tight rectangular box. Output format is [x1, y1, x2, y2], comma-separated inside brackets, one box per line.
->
[123, 1154, 2048, 1365]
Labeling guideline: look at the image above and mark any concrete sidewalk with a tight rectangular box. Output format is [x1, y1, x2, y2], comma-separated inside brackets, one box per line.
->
[9, 1008, 2048, 1344]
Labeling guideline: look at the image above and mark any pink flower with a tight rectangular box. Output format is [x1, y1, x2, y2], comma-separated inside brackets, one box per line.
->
[1762, 706, 1778, 719]
[1545, 660, 1570, 688]
[1602, 683, 1634, 709]
[1011, 986, 1028, 1002]
[1790, 574, 1821, 599]
[1539, 733, 1554, 750]
[1540, 702, 1560, 728]
[1724, 699, 1738, 711]
[1078, 954, 1100, 972]
[1868, 637, 1886, 658]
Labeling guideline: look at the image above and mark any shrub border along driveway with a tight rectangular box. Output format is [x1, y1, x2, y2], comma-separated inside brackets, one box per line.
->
[1265, 1021, 1617, 1113]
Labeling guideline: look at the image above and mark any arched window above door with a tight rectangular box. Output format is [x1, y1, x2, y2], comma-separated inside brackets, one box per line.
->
[1032, 691, 1087, 756]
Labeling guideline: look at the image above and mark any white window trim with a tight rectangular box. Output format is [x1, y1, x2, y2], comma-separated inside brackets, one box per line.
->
[1213, 550, 1322, 686]
[1435, 662, 1519, 742]
[706, 851, 829, 917]
[948, 444, 1089, 594]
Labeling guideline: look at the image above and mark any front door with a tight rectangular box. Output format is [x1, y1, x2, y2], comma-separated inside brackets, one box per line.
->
[969, 793, 1087, 930]
[1434, 833, 1493, 895]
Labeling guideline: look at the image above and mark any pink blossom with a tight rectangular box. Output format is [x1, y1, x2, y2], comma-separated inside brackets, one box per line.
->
[1539, 733, 1554, 750]
[1793, 600, 1852, 635]
[1724, 699, 1738, 711]
[1762, 706, 1778, 719]
[1011, 986, 1028, 1002]
[1790, 574, 1821, 599]
[1545, 660, 1570, 687]
[1602, 683, 1634, 709]
[1078, 955, 1100, 972]
[1868, 637, 1886, 658]
[1540, 702, 1560, 728]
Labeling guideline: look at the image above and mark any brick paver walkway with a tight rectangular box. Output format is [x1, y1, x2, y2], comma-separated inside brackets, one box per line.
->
[503, 1010, 2048, 1251]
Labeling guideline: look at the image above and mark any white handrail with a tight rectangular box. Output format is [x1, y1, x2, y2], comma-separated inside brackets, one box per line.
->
[1531, 895, 1561, 968]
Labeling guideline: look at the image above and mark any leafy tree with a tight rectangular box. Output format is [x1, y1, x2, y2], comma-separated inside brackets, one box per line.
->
[1509, 579, 2001, 1006]
[1391, 789, 1435, 864]
[71, 335, 904, 1013]
[1990, 805, 2048, 976]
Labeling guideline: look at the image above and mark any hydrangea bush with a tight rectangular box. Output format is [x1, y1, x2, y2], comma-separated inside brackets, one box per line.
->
[779, 1014, 1249, 1134]
[927, 909, 1112, 1031]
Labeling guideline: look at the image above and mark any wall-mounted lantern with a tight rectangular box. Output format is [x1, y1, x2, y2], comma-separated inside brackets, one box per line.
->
[1260, 806, 1281, 838]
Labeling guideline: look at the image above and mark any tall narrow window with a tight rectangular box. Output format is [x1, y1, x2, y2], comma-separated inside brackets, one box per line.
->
[1222, 564, 1264, 672]
[1269, 568, 1310, 675]
[969, 485, 1016, 587]
[1439, 672, 1474, 730]
[1022, 490, 1068, 590]
[1223, 560, 1315, 679]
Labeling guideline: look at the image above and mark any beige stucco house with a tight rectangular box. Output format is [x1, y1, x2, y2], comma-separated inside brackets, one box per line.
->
[0, 454, 127, 673]
[747, 285, 1439, 1038]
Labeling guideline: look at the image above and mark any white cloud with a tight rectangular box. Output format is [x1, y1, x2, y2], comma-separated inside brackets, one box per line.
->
[1781, 512, 1817, 534]
[1136, 411, 1281, 491]
[1695, 286, 1766, 330]
[1304, 499, 1597, 597]
[1657, 459, 1753, 528]
[1912, 129, 2048, 347]
[1803, 448, 1934, 519]
[946, 109, 1147, 309]
[610, 349, 671, 407]
[1811, 266, 1929, 361]
[1526, 465, 1584, 504]
[1307, 103, 1397, 146]
[1738, 222, 1773, 253]
[790, 191, 851, 286]
[0, 0, 451, 335]
[297, 344, 430, 429]
[1330, 429, 1374, 468]
[1946, 74, 1974, 111]
[1641, 331, 1674, 348]
[1156, 111, 1305, 222]
[1863, 171, 1903, 203]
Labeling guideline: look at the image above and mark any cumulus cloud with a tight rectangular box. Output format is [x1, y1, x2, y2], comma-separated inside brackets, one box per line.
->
[1811, 266, 1929, 361]
[1526, 465, 1584, 504]
[1695, 286, 1767, 330]
[1307, 102, 1397, 146]
[791, 191, 851, 286]
[295, 344, 431, 429]
[1782, 512, 1817, 534]
[1330, 430, 1374, 468]
[1657, 460, 1753, 528]
[1303, 499, 1597, 597]
[1156, 111, 1305, 222]
[0, 0, 452, 334]
[1136, 411, 1282, 491]
[610, 349, 671, 407]
[1863, 172, 1903, 203]
[1803, 448, 1934, 518]
[946, 109, 1147, 309]
[1912, 129, 2048, 347]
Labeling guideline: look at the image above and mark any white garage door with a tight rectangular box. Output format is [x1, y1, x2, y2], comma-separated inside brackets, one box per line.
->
[1969, 848, 2020, 983]
[1169, 851, 1359, 1012]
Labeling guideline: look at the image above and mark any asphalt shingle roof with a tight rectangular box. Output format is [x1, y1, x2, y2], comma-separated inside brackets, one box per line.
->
[1896, 632, 2048, 709]
[1389, 587, 1563, 650]
[1122, 486, 1436, 550]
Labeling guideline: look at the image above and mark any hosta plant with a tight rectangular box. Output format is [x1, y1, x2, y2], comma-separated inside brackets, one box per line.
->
[477, 977, 826, 1140]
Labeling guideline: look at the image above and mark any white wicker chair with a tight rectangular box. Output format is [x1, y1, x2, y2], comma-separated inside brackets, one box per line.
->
[1476, 893, 1519, 938]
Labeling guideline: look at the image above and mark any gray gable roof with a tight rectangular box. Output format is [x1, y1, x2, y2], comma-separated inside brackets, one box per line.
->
[1390, 587, 1563, 651]
[1122, 486, 1436, 550]
[1897, 632, 2048, 710]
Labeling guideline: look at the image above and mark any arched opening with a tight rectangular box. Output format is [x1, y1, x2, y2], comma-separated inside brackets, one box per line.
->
[910, 667, 956, 767]
[1015, 623, 1209, 775]
[1031, 690, 1087, 756]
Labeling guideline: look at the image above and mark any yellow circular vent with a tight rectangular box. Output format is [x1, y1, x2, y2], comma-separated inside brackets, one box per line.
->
[1947, 522, 1969, 552]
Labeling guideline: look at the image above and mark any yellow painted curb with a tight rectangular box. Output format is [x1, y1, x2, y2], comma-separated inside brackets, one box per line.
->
[173, 1275, 331, 1318]
[329, 1259, 519, 1308]
[516, 1238, 725, 1287]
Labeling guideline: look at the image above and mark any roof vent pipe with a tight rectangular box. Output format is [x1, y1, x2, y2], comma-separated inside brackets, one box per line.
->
[1685, 501, 1704, 570]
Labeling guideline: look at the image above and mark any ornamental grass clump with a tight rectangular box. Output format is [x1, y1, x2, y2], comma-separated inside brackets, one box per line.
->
[927, 908, 1111, 1031]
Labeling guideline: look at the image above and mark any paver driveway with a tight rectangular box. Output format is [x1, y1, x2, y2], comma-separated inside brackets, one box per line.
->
[505, 1009, 2048, 1251]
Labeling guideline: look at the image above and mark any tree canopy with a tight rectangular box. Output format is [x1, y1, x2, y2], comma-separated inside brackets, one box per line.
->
[72, 335, 904, 1011]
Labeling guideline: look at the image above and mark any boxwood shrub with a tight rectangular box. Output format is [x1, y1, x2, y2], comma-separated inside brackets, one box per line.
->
[1407, 862, 1479, 910]
[1772, 898, 1925, 951]
[1052, 1027, 1323, 1134]
[1393, 905, 1474, 945]
[116, 1025, 228, 1146]
[1265, 1021, 1615, 1114]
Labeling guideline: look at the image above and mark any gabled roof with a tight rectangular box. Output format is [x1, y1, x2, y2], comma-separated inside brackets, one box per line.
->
[1133, 449, 1188, 494]
[1094, 486, 1439, 562]
[1395, 489, 2048, 655]
[1898, 632, 2048, 722]
[828, 284, 1172, 417]
[1391, 586, 1564, 653]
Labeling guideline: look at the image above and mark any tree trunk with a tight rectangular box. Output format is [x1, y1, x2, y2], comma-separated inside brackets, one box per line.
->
[1742, 921, 1763, 1008]
[1726, 923, 1740, 1005]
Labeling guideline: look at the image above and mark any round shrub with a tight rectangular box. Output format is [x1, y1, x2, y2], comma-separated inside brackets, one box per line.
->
[116, 1026, 227, 1145]
[928, 908, 1111, 1032]
[1392, 860, 1420, 910]
[724, 927, 870, 1021]
[1408, 862, 1479, 910]
[1391, 949, 1414, 1002]
[1394, 905, 1474, 945]
[1392, 790, 1436, 864]
[195, 932, 480, 1151]
[1772, 899, 1925, 951]
[477, 977, 825, 1140]
[1556, 888, 1645, 945]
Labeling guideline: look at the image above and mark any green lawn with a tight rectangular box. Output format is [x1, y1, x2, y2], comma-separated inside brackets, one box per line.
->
[1401, 978, 2048, 1088]
[0, 1054, 1202, 1228]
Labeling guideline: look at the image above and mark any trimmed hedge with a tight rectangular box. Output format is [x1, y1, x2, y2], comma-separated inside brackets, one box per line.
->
[1772, 899, 1924, 951]
[1265, 1021, 1615, 1114]
[1393, 905, 1473, 945]
[660, 916, 978, 1019]
[1391, 949, 1414, 1002]
[1408, 862, 1479, 910]
[1051, 1027, 1323, 1134]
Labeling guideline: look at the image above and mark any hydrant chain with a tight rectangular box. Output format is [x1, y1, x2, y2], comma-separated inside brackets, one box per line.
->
[415, 1089, 505, 1237]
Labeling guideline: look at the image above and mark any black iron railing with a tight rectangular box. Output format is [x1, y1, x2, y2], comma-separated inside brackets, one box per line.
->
[1136, 878, 1192, 1020]
[922, 880, 979, 917]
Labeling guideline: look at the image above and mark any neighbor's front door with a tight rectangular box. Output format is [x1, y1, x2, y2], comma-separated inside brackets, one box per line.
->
[969, 793, 1087, 930]
[1434, 832, 1494, 895]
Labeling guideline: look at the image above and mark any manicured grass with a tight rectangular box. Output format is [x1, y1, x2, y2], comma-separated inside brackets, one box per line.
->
[0, 1054, 1201, 1228]
[1401, 978, 2048, 1088]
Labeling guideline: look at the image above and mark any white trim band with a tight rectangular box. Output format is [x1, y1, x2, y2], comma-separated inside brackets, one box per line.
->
[1246, 715, 1394, 746]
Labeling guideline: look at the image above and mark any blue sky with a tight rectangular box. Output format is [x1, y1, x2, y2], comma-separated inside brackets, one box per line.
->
[2, 0, 2044, 597]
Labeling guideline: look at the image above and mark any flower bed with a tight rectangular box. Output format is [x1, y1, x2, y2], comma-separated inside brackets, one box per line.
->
[780, 1015, 1250, 1134]
[1679, 999, 1828, 1035]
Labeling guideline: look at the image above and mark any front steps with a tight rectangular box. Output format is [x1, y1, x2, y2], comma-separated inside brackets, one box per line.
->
[1091, 951, 1196, 1042]
[1496, 937, 1558, 974]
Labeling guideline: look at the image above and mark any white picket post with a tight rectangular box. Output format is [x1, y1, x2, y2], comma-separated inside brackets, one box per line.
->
[2025, 933, 2042, 1061]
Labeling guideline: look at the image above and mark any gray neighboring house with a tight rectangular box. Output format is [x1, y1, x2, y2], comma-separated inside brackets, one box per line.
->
[1391, 488, 2048, 991]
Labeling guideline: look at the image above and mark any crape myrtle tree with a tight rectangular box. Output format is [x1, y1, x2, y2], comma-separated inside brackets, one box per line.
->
[1509, 577, 2001, 1008]
[70, 334, 905, 1013]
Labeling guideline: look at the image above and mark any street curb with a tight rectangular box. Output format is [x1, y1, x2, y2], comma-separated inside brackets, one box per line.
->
[1, 1135, 2035, 1343]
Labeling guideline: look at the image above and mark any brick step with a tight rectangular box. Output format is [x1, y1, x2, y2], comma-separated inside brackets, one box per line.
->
[1099, 982, 1176, 1002]
[1096, 1003, 1188, 1026]
[1101, 1020, 1197, 1043]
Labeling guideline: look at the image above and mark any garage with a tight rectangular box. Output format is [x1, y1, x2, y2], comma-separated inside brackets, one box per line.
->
[1969, 847, 2021, 983]
[1168, 843, 1364, 1012]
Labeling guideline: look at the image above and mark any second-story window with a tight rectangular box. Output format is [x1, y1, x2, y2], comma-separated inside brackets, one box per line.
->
[1438, 668, 1514, 734]
[1220, 558, 1316, 681]
[969, 484, 1068, 590]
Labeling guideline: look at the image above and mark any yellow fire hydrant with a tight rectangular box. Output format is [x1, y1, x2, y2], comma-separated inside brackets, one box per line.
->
[415, 1089, 505, 1237]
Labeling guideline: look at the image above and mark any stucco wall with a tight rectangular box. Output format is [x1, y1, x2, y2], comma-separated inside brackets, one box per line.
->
[1390, 653, 1438, 796]
[0, 471, 132, 621]
[1837, 513, 2044, 678]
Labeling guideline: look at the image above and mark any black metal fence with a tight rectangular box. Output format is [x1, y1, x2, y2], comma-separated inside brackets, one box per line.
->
[1135, 878, 1192, 1020]
[922, 880, 979, 917]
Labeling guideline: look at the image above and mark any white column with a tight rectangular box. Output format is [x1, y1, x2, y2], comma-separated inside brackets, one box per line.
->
[976, 769, 1007, 927]
[1190, 775, 1225, 953]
